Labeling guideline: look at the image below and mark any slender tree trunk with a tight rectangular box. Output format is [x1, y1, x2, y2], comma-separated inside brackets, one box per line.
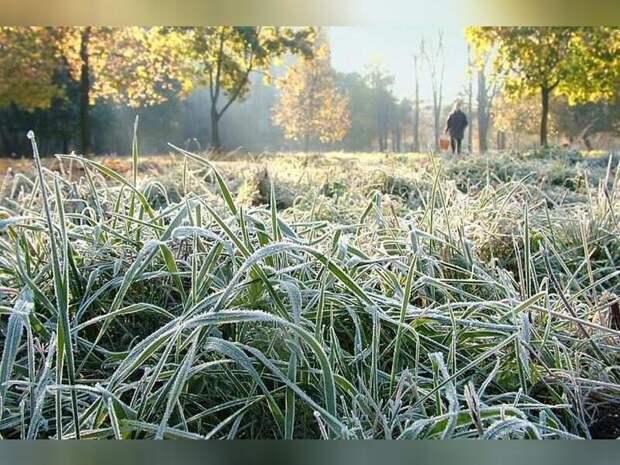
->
[477, 70, 489, 153]
[0, 127, 12, 156]
[210, 104, 221, 150]
[432, 86, 443, 150]
[378, 127, 386, 152]
[392, 126, 399, 152]
[467, 95, 473, 152]
[479, 119, 488, 153]
[540, 86, 550, 147]
[79, 27, 92, 155]
[467, 46, 473, 153]
[496, 130, 506, 150]
[383, 125, 388, 152]
[433, 106, 439, 150]
[377, 104, 384, 152]
[424, 33, 444, 151]
[432, 84, 442, 150]
[413, 55, 420, 152]
[0, 112, 14, 155]
[436, 37, 445, 151]
[514, 130, 520, 152]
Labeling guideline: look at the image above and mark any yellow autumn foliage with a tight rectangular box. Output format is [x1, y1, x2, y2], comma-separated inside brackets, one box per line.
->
[273, 43, 350, 148]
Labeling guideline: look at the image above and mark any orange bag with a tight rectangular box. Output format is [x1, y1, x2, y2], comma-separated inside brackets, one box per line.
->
[439, 137, 450, 151]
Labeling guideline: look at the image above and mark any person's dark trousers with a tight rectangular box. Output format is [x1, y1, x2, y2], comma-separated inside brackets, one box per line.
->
[450, 137, 462, 154]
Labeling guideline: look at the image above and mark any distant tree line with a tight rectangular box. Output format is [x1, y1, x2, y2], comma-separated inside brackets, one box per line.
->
[1, 26, 619, 156]
[467, 26, 620, 149]
[0, 25, 424, 156]
[0, 26, 316, 155]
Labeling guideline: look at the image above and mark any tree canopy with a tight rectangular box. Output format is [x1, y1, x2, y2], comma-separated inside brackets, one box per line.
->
[1, 26, 620, 156]
[273, 43, 350, 151]
[466, 27, 620, 146]
[169, 26, 316, 149]
[0, 27, 63, 111]
[0, 26, 183, 153]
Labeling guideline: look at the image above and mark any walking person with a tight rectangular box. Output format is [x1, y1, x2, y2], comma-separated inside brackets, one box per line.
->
[445, 100, 468, 155]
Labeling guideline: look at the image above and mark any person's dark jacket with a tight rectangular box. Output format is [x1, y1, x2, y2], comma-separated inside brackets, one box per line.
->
[445, 109, 468, 139]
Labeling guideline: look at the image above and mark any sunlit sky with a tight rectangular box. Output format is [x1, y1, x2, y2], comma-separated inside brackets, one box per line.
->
[328, 26, 470, 104]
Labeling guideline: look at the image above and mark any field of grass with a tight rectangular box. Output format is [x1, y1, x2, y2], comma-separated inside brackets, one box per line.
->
[1, 139, 620, 439]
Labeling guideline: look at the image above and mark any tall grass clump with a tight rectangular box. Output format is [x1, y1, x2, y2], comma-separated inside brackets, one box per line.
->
[0, 136, 619, 439]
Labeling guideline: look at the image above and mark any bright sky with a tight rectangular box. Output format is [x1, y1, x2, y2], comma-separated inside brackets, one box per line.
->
[328, 26, 470, 104]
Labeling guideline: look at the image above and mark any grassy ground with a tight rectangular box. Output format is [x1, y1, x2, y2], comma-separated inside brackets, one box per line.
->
[1, 144, 619, 439]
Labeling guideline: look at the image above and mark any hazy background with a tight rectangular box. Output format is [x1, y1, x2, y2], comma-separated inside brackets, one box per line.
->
[1, 24, 618, 156]
[0, 26, 473, 156]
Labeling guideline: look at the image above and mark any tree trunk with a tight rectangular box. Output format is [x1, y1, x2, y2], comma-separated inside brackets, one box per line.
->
[0, 128, 12, 156]
[210, 104, 221, 150]
[433, 108, 440, 150]
[496, 130, 506, 150]
[467, 46, 473, 153]
[378, 129, 385, 152]
[467, 92, 473, 152]
[0, 113, 14, 156]
[79, 27, 92, 155]
[432, 81, 442, 151]
[413, 55, 420, 152]
[383, 127, 388, 152]
[477, 70, 489, 153]
[426, 46, 444, 151]
[478, 117, 488, 152]
[540, 86, 550, 147]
